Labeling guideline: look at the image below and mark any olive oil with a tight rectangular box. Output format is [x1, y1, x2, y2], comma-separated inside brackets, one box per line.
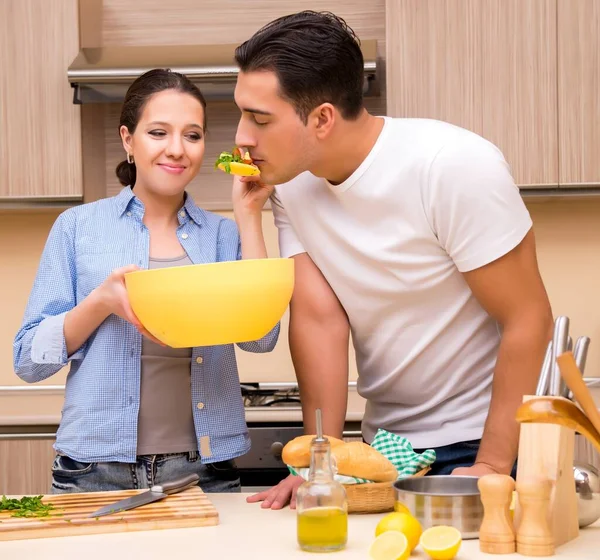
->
[296, 409, 348, 552]
[297, 506, 348, 551]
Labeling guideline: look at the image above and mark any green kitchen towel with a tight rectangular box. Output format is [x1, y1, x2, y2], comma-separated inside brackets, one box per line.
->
[287, 430, 436, 485]
[370, 428, 436, 479]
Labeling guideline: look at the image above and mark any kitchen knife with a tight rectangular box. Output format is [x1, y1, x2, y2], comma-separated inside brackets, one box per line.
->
[535, 340, 553, 396]
[549, 316, 570, 396]
[565, 336, 591, 400]
[89, 473, 200, 518]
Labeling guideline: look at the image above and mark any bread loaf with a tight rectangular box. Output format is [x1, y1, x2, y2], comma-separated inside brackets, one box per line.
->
[281, 434, 345, 467]
[332, 442, 397, 482]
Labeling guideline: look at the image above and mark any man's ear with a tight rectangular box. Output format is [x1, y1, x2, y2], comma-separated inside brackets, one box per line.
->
[119, 125, 133, 154]
[310, 103, 336, 140]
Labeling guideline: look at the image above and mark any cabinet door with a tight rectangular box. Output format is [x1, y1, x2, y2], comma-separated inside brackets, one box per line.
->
[482, 0, 558, 188]
[386, 0, 558, 188]
[0, 0, 82, 199]
[385, 0, 483, 134]
[557, 0, 600, 186]
[0, 438, 56, 495]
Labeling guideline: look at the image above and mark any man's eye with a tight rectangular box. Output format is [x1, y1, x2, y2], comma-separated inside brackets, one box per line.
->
[252, 116, 268, 126]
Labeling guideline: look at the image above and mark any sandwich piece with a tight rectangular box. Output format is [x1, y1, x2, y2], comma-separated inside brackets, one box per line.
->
[214, 147, 260, 176]
[282, 434, 345, 467]
[331, 441, 398, 482]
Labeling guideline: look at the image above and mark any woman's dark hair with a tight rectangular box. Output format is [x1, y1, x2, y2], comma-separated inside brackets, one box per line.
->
[234, 11, 364, 123]
[116, 68, 207, 187]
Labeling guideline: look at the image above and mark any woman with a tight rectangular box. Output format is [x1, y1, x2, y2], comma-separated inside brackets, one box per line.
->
[13, 69, 278, 494]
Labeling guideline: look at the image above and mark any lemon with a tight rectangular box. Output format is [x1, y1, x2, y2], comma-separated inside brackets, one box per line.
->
[419, 526, 462, 560]
[369, 530, 410, 560]
[375, 511, 422, 552]
[393, 501, 410, 514]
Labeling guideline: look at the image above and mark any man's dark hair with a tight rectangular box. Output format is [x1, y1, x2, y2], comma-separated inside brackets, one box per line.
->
[235, 11, 365, 123]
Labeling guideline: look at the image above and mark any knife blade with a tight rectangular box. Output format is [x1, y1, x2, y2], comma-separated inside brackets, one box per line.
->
[535, 340, 553, 396]
[549, 316, 570, 396]
[566, 336, 591, 400]
[89, 473, 200, 518]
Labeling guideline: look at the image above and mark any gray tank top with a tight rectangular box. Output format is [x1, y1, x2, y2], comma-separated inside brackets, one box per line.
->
[136, 254, 198, 455]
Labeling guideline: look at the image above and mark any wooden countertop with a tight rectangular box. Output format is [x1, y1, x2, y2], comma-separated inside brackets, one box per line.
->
[0, 493, 598, 559]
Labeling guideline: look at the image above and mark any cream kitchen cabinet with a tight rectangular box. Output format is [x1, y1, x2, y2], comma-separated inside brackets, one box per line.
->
[0, 437, 56, 496]
[482, 0, 558, 188]
[0, 0, 82, 200]
[557, 0, 600, 187]
[385, 0, 558, 189]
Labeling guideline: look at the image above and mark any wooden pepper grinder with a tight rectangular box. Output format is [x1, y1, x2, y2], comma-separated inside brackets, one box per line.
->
[516, 477, 555, 557]
[478, 474, 516, 554]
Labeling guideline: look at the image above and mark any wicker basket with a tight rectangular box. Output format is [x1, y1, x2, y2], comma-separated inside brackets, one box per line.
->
[343, 467, 430, 514]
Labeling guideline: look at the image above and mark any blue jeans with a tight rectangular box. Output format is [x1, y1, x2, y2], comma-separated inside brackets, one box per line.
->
[415, 439, 518, 477]
[50, 451, 241, 494]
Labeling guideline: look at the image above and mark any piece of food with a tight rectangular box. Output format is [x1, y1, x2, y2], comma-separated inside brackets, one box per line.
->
[214, 147, 260, 176]
[331, 441, 398, 482]
[375, 512, 422, 552]
[369, 530, 410, 560]
[282, 434, 345, 467]
[419, 526, 462, 560]
[0, 495, 55, 518]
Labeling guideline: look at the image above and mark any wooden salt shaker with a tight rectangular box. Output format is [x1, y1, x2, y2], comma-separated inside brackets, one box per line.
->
[478, 474, 516, 554]
[516, 477, 555, 557]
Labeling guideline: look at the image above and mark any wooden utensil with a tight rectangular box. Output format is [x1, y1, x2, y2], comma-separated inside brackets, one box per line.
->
[516, 477, 554, 557]
[516, 396, 600, 454]
[478, 474, 516, 554]
[0, 486, 218, 542]
[557, 351, 600, 436]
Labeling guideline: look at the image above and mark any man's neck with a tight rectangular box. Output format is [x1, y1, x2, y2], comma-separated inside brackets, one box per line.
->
[313, 111, 386, 185]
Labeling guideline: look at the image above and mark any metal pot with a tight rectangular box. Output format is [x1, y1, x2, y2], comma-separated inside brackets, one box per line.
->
[574, 462, 600, 528]
[393, 476, 483, 539]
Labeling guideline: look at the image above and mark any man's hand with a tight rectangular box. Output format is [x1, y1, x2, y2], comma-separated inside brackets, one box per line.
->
[451, 463, 500, 477]
[246, 474, 304, 510]
[232, 175, 274, 217]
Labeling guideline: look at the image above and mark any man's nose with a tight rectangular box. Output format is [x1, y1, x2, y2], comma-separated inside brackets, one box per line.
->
[235, 118, 255, 149]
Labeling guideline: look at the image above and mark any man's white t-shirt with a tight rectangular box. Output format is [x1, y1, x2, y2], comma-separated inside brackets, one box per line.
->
[271, 117, 533, 449]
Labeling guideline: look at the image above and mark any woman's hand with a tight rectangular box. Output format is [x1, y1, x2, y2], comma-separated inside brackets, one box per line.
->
[232, 174, 274, 218]
[95, 265, 166, 346]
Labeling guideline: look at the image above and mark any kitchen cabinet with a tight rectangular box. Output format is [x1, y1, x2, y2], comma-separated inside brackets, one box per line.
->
[385, 0, 483, 136]
[0, 438, 56, 496]
[557, 0, 600, 187]
[482, 0, 558, 188]
[385, 0, 558, 189]
[0, 0, 82, 200]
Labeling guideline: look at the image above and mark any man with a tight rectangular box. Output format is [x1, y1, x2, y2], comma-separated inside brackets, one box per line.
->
[231, 11, 554, 509]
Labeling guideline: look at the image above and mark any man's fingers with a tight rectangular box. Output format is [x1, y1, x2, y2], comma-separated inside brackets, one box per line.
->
[290, 484, 299, 510]
[246, 490, 269, 503]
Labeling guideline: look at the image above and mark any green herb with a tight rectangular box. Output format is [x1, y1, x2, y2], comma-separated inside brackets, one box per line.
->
[214, 147, 255, 175]
[0, 495, 55, 518]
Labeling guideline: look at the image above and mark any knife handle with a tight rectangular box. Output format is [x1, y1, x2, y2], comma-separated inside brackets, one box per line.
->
[152, 473, 200, 495]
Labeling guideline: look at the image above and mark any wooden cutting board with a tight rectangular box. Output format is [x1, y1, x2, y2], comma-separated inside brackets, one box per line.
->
[0, 486, 218, 541]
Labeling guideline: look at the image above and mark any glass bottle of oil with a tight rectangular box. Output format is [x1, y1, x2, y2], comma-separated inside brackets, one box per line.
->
[296, 409, 348, 552]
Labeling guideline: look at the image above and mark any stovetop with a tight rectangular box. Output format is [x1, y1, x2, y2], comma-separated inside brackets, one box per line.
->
[241, 383, 301, 408]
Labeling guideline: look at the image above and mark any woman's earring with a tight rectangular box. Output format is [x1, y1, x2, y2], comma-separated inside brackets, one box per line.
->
[127, 153, 134, 164]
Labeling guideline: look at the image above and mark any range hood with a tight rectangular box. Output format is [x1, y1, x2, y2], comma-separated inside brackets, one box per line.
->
[67, 41, 380, 104]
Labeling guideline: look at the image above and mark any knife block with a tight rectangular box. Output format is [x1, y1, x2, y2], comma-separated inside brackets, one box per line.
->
[514, 395, 579, 550]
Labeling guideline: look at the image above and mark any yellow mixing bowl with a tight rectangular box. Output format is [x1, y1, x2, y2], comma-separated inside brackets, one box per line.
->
[124, 258, 294, 348]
